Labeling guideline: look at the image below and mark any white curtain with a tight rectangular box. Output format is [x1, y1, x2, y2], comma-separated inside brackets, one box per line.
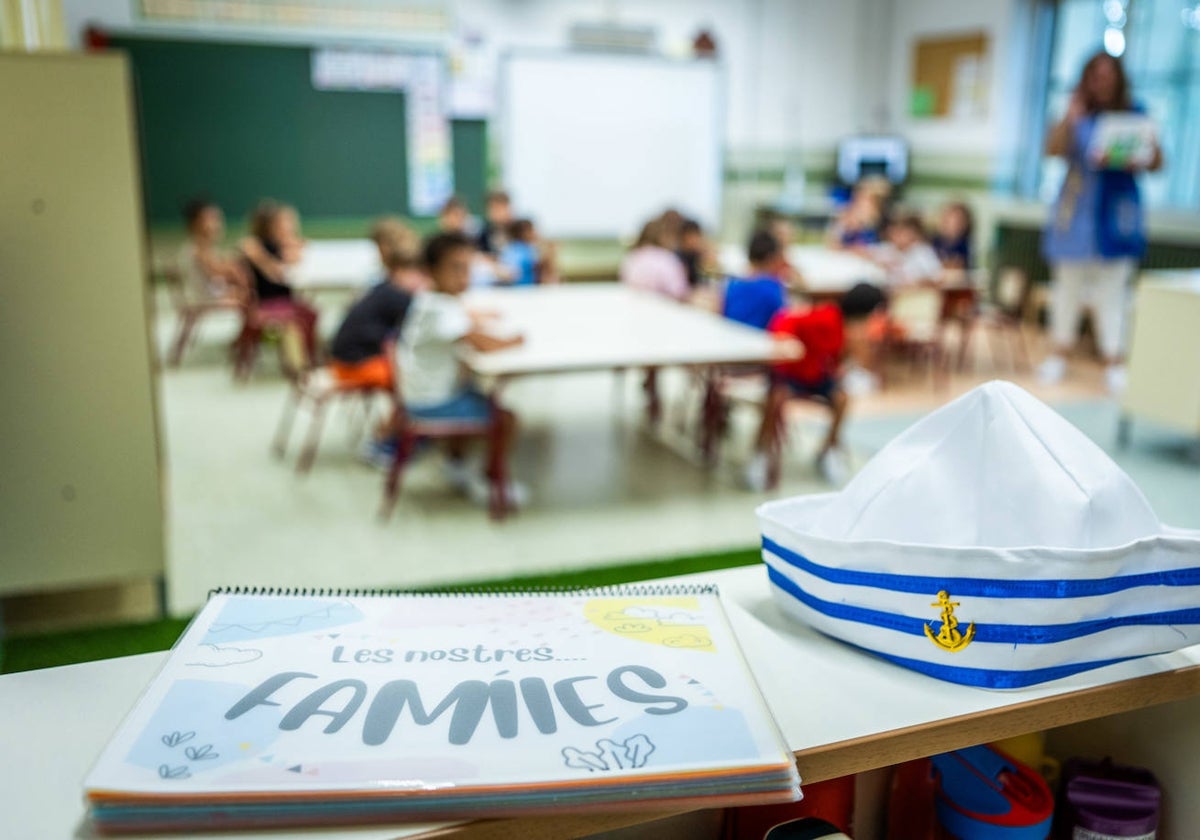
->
[1, 0, 66, 50]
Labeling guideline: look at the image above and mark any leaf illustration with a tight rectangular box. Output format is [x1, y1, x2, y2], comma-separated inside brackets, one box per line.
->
[158, 764, 191, 780]
[160, 731, 196, 748]
[184, 744, 219, 761]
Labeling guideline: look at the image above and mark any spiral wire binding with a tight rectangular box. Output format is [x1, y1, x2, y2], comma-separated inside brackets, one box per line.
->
[209, 583, 719, 599]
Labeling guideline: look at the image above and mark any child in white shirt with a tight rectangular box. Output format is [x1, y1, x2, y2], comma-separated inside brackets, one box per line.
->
[873, 211, 945, 286]
[391, 232, 524, 504]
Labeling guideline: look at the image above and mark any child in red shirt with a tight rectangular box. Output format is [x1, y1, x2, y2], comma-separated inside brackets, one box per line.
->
[746, 283, 885, 488]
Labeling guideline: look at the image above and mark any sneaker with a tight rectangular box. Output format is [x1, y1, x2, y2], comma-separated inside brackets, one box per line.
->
[842, 366, 879, 397]
[742, 451, 770, 492]
[1036, 355, 1066, 386]
[358, 438, 396, 470]
[817, 447, 851, 487]
[443, 458, 474, 493]
[1105, 364, 1128, 396]
[466, 475, 530, 509]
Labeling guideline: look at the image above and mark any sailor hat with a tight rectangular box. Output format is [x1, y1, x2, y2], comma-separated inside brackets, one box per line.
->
[758, 381, 1200, 688]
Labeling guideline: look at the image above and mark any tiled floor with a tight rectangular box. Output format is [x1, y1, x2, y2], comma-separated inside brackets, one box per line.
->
[11, 290, 1175, 634]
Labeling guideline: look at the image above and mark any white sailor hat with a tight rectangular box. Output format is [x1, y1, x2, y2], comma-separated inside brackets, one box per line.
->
[758, 381, 1200, 689]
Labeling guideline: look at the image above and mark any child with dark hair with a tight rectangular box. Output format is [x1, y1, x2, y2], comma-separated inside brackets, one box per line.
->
[931, 202, 973, 270]
[238, 199, 319, 364]
[874, 210, 944, 286]
[177, 198, 246, 305]
[745, 282, 886, 490]
[387, 232, 525, 503]
[722, 230, 787, 330]
[500, 218, 540, 286]
[437, 196, 471, 235]
[476, 190, 513, 256]
[676, 218, 712, 288]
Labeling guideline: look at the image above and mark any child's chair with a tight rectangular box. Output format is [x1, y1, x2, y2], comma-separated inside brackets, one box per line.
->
[164, 265, 243, 367]
[231, 289, 311, 380]
[378, 342, 513, 522]
[974, 267, 1032, 373]
[880, 286, 948, 390]
[271, 364, 391, 474]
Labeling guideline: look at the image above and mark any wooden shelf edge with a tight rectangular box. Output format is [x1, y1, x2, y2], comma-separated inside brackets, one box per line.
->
[794, 663, 1200, 783]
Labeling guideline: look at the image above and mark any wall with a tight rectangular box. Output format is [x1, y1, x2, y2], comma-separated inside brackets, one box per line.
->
[62, 0, 864, 162]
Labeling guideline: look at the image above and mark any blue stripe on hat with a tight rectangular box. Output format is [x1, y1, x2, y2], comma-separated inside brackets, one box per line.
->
[766, 565, 1200, 645]
[763, 536, 1200, 599]
[869, 647, 1134, 689]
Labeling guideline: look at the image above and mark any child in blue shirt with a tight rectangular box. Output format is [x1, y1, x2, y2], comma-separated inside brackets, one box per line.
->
[722, 230, 787, 330]
[500, 219, 540, 286]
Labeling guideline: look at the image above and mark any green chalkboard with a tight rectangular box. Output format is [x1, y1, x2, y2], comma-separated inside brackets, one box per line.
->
[114, 36, 413, 224]
[451, 119, 488, 214]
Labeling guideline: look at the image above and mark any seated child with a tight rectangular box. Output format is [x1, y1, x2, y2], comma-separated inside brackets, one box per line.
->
[329, 219, 427, 389]
[437, 195, 473, 235]
[930, 201, 973, 270]
[872, 210, 944, 286]
[676, 218, 713, 288]
[826, 177, 889, 250]
[391, 232, 525, 501]
[476, 190, 512, 256]
[239, 200, 319, 364]
[619, 220, 690, 301]
[722, 230, 787, 330]
[767, 214, 805, 288]
[744, 282, 886, 490]
[177, 198, 246, 305]
[499, 218, 541, 286]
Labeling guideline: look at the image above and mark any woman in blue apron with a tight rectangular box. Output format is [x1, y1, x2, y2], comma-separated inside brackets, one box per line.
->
[1040, 51, 1162, 393]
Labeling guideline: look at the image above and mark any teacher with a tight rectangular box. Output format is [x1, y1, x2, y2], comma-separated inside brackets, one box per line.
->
[1039, 50, 1162, 393]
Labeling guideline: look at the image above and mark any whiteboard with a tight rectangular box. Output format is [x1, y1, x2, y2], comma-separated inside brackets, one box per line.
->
[501, 52, 722, 239]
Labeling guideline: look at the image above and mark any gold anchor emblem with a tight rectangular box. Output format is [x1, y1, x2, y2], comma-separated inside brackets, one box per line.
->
[924, 590, 975, 652]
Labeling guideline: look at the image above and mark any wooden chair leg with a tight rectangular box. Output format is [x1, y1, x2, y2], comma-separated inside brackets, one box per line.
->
[296, 397, 328, 474]
[271, 387, 301, 460]
[379, 432, 414, 521]
[169, 312, 197, 367]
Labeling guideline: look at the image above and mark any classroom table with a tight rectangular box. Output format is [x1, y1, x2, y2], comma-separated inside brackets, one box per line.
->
[459, 284, 777, 460]
[7, 563, 1200, 840]
[718, 243, 887, 295]
[288, 238, 382, 292]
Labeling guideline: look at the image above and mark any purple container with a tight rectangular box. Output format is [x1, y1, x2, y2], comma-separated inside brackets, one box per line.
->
[1062, 759, 1160, 838]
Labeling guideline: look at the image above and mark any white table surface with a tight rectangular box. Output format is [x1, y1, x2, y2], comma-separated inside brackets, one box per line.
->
[460, 284, 776, 377]
[719, 244, 886, 293]
[289, 239, 382, 291]
[8, 564, 1200, 839]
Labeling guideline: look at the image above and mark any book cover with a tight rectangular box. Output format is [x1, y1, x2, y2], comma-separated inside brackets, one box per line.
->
[85, 586, 799, 831]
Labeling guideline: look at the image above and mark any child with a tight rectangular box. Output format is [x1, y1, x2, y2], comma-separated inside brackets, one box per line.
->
[499, 218, 540, 286]
[239, 200, 319, 363]
[476, 190, 513, 256]
[177, 198, 246, 305]
[329, 219, 427, 390]
[676, 218, 711, 288]
[437, 195, 471, 235]
[744, 282, 886, 490]
[930, 201, 974, 270]
[393, 231, 525, 502]
[619, 220, 690, 301]
[873, 210, 944, 286]
[722, 230, 787, 330]
[826, 176, 890, 250]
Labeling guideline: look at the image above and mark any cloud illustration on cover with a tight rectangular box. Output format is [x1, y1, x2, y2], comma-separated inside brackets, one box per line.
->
[186, 644, 263, 668]
[202, 599, 363, 644]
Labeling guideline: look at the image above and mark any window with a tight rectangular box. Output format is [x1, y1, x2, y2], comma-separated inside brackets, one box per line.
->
[1033, 0, 1200, 209]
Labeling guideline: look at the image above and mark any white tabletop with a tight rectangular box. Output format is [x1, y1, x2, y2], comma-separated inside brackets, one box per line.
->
[719, 244, 886, 293]
[289, 239, 382, 291]
[8, 564, 1200, 839]
[460, 284, 776, 377]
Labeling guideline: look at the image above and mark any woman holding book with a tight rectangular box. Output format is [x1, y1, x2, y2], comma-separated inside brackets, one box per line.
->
[1039, 50, 1162, 393]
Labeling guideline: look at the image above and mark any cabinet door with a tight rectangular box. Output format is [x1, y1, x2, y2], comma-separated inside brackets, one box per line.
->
[0, 53, 164, 594]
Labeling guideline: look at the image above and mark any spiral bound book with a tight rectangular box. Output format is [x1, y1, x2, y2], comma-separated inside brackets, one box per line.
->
[84, 586, 800, 833]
